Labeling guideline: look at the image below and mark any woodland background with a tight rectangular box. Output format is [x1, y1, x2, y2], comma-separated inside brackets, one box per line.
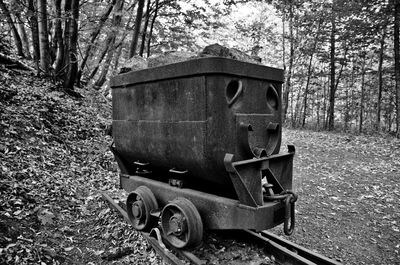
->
[0, 0, 400, 136]
[1, 0, 400, 264]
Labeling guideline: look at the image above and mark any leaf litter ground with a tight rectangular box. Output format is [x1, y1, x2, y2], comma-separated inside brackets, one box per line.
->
[1, 67, 399, 264]
[275, 129, 400, 265]
[0, 67, 162, 264]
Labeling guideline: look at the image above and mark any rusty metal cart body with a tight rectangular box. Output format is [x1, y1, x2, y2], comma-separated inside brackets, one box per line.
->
[110, 57, 296, 248]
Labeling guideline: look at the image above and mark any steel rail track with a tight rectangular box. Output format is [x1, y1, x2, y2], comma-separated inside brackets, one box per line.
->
[101, 192, 342, 265]
[101, 192, 185, 265]
[101, 192, 204, 265]
[244, 230, 342, 265]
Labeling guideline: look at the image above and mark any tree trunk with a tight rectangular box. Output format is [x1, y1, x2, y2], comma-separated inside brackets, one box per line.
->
[293, 86, 302, 127]
[376, 26, 387, 131]
[37, 0, 50, 73]
[387, 86, 395, 131]
[76, 0, 117, 86]
[283, 0, 294, 123]
[53, 0, 64, 76]
[62, 0, 72, 78]
[87, 0, 129, 82]
[324, 75, 329, 129]
[344, 88, 349, 131]
[281, 8, 286, 87]
[88, 39, 112, 80]
[129, 0, 145, 58]
[63, 0, 79, 89]
[328, 5, 336, 131]
[112, 44, 123, 72]
[351, 89, 356, 131]
[359, 56, 366, 133]
[310, 93, 315, 125]
[146, 0, 159, 57]
[27, 0, 40, 73]
[334, 46, 347, 91]
[93, 40, 115, 89]
[316, 88, 320, 129]
[48, 5, 56, 63]
[93, 0, 124, 88]
[345, 61, 355, 131]
[139, 0, 151, 57]
[394, 0, 400, 137]
[14, 14, 32, 59]
[112, 12, 135, 73]
[301, 58, 313, 127]
[302, 19, 322, 127]
[0, 0, 24, 57]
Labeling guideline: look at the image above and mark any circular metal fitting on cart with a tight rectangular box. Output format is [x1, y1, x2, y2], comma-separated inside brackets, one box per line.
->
[161, 197, 203, 249]
[126, 186, 158, 231]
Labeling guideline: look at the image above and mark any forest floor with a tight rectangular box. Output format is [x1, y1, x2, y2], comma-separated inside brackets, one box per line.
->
[276, 129, 400, 265]
[0, 65, 399, 264]
[0, 66, 162, 264]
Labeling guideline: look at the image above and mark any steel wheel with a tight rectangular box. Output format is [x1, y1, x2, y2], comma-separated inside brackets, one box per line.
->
[126, 186, 158, 231]
[161, 197, 203, 248]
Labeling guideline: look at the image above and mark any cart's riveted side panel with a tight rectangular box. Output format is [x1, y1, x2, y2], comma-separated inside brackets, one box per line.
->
[112, 76, 208, 177]
[112, 76, 206, 121]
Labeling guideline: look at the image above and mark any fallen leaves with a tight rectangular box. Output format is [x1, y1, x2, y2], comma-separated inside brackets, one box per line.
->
[279, 129, 400, 265]
[2, 67, 399, 264]
[0, 69, 160, 264]
[37, 209, 55, 226]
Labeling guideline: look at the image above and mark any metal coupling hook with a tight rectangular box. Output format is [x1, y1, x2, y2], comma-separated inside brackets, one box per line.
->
[283, 191, 297, 236]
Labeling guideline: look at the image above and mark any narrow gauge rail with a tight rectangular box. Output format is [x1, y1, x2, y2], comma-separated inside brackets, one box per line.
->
[101, 192, 342, 265]
[244, 230, 342, 265]
[101, 192, 204, 265]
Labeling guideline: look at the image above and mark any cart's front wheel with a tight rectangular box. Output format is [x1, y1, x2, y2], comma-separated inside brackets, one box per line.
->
[126, 186, 158, 231]
[160, 197, 203, 248]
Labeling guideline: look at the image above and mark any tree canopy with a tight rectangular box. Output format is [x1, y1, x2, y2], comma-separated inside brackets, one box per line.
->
[0, 0, 399, 136]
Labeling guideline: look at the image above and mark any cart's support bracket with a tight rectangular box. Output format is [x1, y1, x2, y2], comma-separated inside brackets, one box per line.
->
[224, 145, 295, 207]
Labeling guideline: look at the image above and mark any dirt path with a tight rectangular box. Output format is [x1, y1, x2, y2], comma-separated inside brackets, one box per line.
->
[278, 129, 400, 265]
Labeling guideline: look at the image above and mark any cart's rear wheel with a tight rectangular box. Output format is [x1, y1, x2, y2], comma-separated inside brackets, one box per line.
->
[160, 197, 203, 248]
[126, 186, 158, 231]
